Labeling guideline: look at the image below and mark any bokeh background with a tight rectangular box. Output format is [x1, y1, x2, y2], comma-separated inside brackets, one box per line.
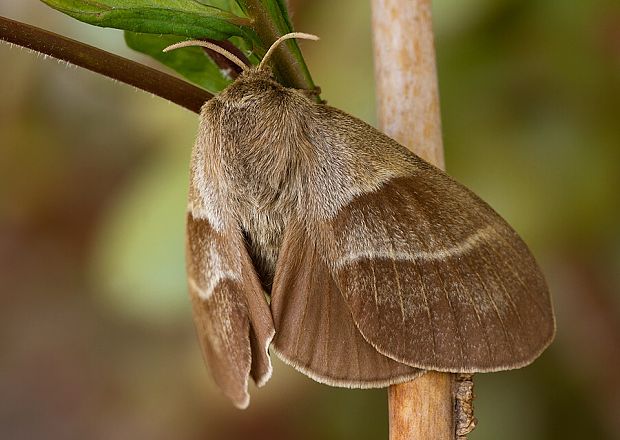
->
[1, 0, 619, 439]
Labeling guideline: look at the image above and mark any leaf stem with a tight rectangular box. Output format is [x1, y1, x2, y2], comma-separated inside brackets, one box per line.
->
[239, 0, 316, 92]
[0, 16, 211, 114]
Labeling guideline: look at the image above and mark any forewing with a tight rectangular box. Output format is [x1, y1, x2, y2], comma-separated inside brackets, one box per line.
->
[186, 213, 274, 409]
[319, 162, 555, 372]
[270, 221, 423, 387]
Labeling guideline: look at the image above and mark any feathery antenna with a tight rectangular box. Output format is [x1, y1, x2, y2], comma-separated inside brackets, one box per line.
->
[163, 40, 249, 71]
[163, 32, 319, 74]
[259, 32, 319, 71]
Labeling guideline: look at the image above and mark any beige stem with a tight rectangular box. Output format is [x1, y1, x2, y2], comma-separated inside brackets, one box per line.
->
[371, 0, 455, 439]
[388, 372, 454, 439]
[372, 0, 444, 168]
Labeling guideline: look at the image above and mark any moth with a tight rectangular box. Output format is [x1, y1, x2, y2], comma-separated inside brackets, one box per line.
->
[165, 33, 555, 409]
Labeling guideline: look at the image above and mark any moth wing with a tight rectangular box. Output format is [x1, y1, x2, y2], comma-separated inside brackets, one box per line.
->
[186, 212, 274, 409]
[270, 220, 423, 387]
[319, 158, 555, 372]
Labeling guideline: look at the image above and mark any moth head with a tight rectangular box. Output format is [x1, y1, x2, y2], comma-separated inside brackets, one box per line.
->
[162, 33, 319, 108]
[214, 68, 283, 109]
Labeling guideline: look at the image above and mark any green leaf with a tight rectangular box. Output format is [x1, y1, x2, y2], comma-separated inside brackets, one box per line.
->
[196, 0, 245, 16]
[124, 31, 232, 93]
[230, 35, 261, 65]
[192, 1, 261, 63]
[40, 0, 259, 43]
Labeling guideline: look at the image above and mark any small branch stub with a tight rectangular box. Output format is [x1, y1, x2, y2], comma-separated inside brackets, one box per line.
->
[455, 374, 477, 439]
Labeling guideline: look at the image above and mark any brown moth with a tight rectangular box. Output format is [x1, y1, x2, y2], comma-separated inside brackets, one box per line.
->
[165, 33, 555, 409]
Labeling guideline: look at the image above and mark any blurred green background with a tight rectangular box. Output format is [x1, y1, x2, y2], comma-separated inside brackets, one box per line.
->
[1, 0, 619, 439]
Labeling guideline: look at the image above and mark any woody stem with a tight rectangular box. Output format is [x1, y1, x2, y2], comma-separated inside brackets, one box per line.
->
[371, 0, 475, 438]
[0, 15, 210, 114]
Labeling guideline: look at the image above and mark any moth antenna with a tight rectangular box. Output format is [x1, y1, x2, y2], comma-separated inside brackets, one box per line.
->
[258, 32, 319, 71]
[163, 40, 249, 71]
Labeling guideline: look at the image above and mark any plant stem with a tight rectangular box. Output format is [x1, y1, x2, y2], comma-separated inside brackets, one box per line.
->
[0, 16, 210, 114]
[388, 372, 454, 439]
[371, 0, 444, 167]
[371, 0, 475, 438]
[239, 0, 316, 91]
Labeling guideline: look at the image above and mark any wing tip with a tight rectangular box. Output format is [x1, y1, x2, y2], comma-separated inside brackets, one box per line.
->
[233, 392, 251, 410]
[223, 363, 251, 410]
[223, 326, 276, 409]
[254, 327, 276, 388]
